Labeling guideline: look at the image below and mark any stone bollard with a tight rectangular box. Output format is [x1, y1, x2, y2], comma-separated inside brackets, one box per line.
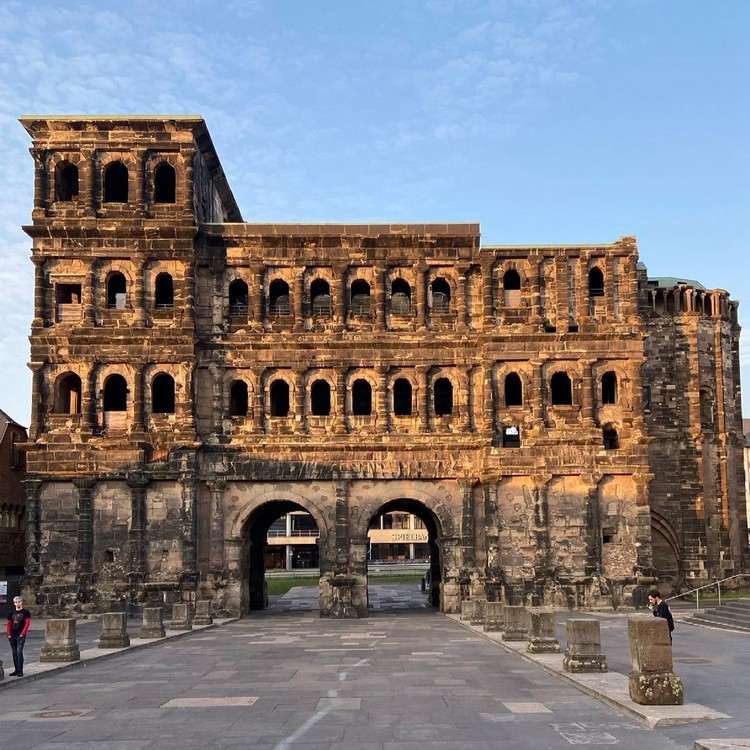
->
[98, 612, 130, 648]
[527, 610, 561, 653]
[484, 601, 505, 632]
[470, 598, 486, 627]
[170, 603, 193, 631]
[627, 615, 683, 705]
[0, 659, 4, 680]
[140, 607, 166, 639]
[563, 619, 608, 673]
[460, 599, 475, 622]
[502, 605, 528, 641]
[40, 619, 80, 663]
[193, 600, 213, 626]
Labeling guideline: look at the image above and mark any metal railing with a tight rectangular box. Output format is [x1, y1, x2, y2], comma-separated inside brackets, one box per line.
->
[267, 528, 319, 537]
[665, 573, 750, 609]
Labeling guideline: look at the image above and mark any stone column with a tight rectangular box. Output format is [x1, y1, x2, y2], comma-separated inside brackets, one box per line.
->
[374, 264, 386, 330]
[531, 361, 544, 424]
[208, 363, 223, 441]
[627, 615, 683, 705]
[207, 479, 226, 573]
[180, 474, 198, 584]
[40, 620, 80, 662]
[335, 369, 347, 434]
[98, 612, 130, 648]
[532, 476, 551, 574]
[28, 363, 44, 440]
[32, 258, 45, 327]
[456, 265, 468, 330]
[502, 605, 528, 641]
[126, 473, 149, 586]
[82, 260, 96, 326]
[581, 359, 595, 427]
[81, 366, 97, 434]
[293, 272, 304, 332]
[378, 366, 390, 433]
[24, 479, 43, 577]
[31, 149, 45, 209]
[563, 619, 608, 672]
[415, 263, 427, 329]
[583, 477, 601, 576]
[460, 479, 475, 571]
[131, 366, 145, 433]
[529, 255, 542, 326]
[461, 367, 472, 432]
[527, 610, 560, 653]
[74, 478, 95, 587]
[335, 266, 347, 325]
[418, 366, 430, 432]
[132, 260, 147, 327]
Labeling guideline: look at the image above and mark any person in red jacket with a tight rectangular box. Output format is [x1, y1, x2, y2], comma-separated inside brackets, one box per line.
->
[6, 596, 31, 677]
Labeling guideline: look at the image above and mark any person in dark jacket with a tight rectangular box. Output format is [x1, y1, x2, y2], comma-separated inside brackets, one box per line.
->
[6, 596, 32, 677]
[648, 590, 674, 641]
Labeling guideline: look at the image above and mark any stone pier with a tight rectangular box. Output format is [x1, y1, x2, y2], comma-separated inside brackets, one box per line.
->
[98, 612, 130, 648]
[484, 601, 505, 632]
[470, 599, 486, 627]
[140, 607, 166, 639]
[502, 605, 528, 641]
[193, 600, 213, 626]
[563, 618, 608, 673]
[627, 614, 683, 705]
[40, 619, 80, 663]
[527, 609, 560, 653]
[460, 600, 475, 622]
[170, 603, 193, 631]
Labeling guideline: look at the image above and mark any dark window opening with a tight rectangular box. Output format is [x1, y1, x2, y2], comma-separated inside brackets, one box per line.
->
[602, 371, 617, 405]
[603, 425, 619, 450]
[230, 380, 249, 417]
[229, 279, 249, 315]
[155, 272, 174, 307]
[602, 529, 616, 544]
[352, 379, 372, 416]
[502, 425, 521, 448]
[544, 324, 557, 333]
[103, 374, 127, 411]
[269, 279, 291, 316]
[393, 378, 412, 416]
[433, 377, 453, 416]
[704, 296, 712, 316]
[642, 385, 652, 411]
[503, 268, 521, 290]
[550, 372, 573, 405]
[107, 272, 127, 309]
[391, 278, 411, 314]
[56, 283, 81, 304]
[568, 323, 579, 333]
[104, 549, 115, 563]
[431, 278, 451, 313]
[54, 373, 82, 414]
[154, 162, 176, 203]
[103, 161, 128, 203]
[55, 162, 79, 202]
[310, 379, 331, 416]
[350, 279, 371, 315]
[504, 372, 523, 407]
[270, 380, 290, 417]
[152, 373, 175, 414]
[588, 267, 604, 298]
[310, 279, 331, 316]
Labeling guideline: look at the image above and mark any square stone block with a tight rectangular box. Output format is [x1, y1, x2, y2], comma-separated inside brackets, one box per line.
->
[565, 618, 603, 656]
[628, 615, 673, 673]
[502, 605, 528, 641]
[527, 610, 560, 653]
[40, 618, 80, 662]
[140, 607, 166, 639]
[170, 603, 193, 631]
[98, 611, 130, 648]
[193, 599, 213, 626]
[484, 601, 505, 632]
[470, 598, 486, 626]
[460, 599, 474, 622]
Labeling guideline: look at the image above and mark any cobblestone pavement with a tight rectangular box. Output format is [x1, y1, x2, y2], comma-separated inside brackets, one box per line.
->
[1, 587, 746, 749]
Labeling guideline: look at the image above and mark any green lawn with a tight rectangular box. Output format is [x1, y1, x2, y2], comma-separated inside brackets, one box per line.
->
[266, 573, 425, 597]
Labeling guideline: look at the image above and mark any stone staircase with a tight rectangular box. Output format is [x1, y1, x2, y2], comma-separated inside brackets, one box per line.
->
[685, 598, 750, 632]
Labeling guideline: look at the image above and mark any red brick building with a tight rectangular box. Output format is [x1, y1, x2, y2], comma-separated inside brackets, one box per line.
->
[0, 409, 27, 576]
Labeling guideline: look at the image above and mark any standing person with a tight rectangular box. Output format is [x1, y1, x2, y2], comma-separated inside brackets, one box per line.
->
[6, 595, 31, 677]
[648, 589, 674, 641]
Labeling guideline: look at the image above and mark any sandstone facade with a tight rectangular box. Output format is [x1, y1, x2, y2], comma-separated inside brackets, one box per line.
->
[18, 116, 748, 617]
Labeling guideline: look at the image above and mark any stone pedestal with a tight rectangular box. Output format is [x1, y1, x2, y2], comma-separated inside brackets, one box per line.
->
[563, 618, 608, 672]
[484, 601, 505, 632]
[0, 659, 4, 680]
[320, 575, 368, 618]
[193, 600, 213, 626]
[140, 607, 166, 638]
[502, 605, 528, 641]
[470, 598, 486, 627]
[40, 619, 81, 662]
[627, 614, 683, 705]
[170, 603, 193, 631]
[527, 609, 560, 653]
[98, 612, 130, 648]
[460, 599, 475, 622]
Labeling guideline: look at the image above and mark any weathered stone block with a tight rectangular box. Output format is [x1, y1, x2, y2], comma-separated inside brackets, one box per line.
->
[484, 601, 505, 632]
[470, 598, 486, 627]
[460, 599, 474, 622]
[0, 659, 4, 680]
[563, 618, 608, 673]
[170, 603, 193, 631]
[627, 615, 683, 705]
[98, 611, 130, 648]
[40, 618, 80, 662]
[193, 600, 213, 626]
[140, 607, 166, 638]
[527, 609, 560, 653]
[502, 605, 528, 641]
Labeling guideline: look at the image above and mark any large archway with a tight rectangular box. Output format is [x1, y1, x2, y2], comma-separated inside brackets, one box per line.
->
[365, 498, 443, 612]
[650, 512, 682, 594]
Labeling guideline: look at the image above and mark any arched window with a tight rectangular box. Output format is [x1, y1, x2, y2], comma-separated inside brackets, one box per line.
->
[310, 279, 331, 317]
[103, 374, 127, 411]
[550, 372, 572, 405]
[151, 373, 175, 414]
[602, 371, 617, 405]
[229, 279, 248, 314]
[504, 372, 523, 407]
[55, 162, 79, 202]
[391, 278, 411, 314]
[588, 267, 604, 298]
[104, 161, 128, 203]
[107, 272, 127, 308]
[503, 269, 521, 307]
[270, 380, 290, 417]
[311, 379, 331, 416]
[352, 379, 372, 415]
[704, 295, 712, 316]
[603, 425, 619, 450]
[431, 278, 451, 313]
[433, 377, 453, 416]
[155, 273, 174, 307]
[154, 162, 176, 203]
[54, 373, 82, 414]
[269, 279, 291, 316]
[229, 380, 249, 417]
[393, 378, 412, 416]
[350, 279, 371, 315]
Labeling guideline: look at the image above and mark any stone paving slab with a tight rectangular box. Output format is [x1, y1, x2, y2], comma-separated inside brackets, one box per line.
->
[0, 618, 237, 692]
[693, 743, 750, 750]
[448, 614, 729, 729]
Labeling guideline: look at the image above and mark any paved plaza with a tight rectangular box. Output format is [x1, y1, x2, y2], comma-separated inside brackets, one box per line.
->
[1, 584, 749, 749]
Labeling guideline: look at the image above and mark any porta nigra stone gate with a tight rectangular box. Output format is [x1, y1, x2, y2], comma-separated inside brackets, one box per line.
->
[19, 116, 748, 617]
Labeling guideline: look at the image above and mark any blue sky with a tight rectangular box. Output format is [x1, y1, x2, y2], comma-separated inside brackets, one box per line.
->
[0, 0, 747, 424]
